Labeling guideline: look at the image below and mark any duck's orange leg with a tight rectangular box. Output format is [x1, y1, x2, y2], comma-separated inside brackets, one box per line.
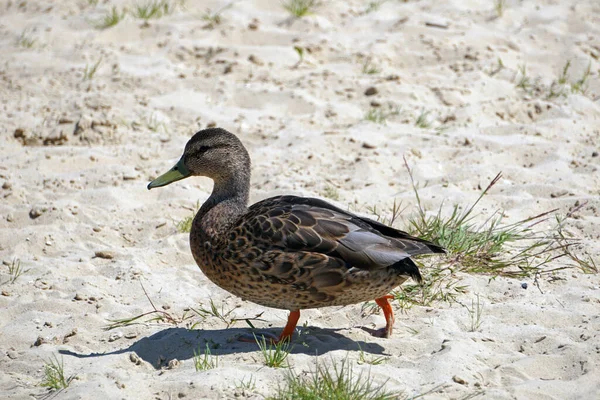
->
[375, 295, 395, 338]
[277, 310, 300, 343]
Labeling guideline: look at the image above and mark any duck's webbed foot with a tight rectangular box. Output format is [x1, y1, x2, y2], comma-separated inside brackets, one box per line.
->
[237, 310, 300, 344]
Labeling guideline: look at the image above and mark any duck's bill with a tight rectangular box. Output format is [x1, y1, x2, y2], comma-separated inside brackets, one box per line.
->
[147, 158, 190, 190]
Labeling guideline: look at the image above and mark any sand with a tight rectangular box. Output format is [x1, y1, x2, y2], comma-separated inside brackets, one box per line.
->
[1, 0, 599, 398]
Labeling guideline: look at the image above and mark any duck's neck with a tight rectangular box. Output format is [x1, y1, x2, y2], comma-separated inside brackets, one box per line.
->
[192, 171, 250, 243]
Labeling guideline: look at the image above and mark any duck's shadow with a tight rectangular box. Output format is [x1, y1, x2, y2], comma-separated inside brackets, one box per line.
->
[59, 326, 388, 369]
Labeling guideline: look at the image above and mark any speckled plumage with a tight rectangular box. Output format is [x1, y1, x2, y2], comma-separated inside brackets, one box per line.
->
[149, 128, 445, 341]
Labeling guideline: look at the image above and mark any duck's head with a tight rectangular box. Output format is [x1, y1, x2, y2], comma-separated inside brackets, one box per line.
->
[147, 128, 251, 190]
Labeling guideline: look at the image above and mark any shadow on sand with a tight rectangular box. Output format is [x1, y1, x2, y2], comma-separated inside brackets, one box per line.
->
[59, 326, 388, 369]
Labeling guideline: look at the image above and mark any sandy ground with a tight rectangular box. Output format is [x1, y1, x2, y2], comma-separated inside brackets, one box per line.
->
[1, 0, 600, 399]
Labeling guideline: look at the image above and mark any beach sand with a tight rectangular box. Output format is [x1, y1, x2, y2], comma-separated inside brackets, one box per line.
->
[1, 0, 599, 398]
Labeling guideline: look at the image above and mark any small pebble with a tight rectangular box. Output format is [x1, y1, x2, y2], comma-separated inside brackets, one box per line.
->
[534, 336, 546, 343]
[248, 55, 264, 66]
[521, 282, 528, 289]
[130, 353, 142, 365]
[7, 349, 18, 359]
[94, 251, 114, 260]
[168, 359, 181, 369]
[248, 19, 259, 30]
[452, 375, 468, 385]
[29, 205, 48, 219]
[123, 172, 139, 181]
[109, 332, 123, 342]
[592, 151, 598, 157]
[364, 86, 378, 96]
[33, 336, 49, 347]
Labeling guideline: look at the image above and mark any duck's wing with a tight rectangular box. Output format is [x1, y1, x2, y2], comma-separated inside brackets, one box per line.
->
[242, 195, 445, 282]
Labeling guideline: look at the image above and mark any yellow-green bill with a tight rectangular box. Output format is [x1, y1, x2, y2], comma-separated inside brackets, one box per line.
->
[147, 158, 190, 190]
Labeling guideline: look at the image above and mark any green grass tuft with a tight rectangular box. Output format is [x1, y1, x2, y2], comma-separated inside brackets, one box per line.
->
[364, 1, 388, 14]
[281, 0, 320, 18]
[17, 30, 37, 48]
[270, 357, 402, 400]
[570, 61, 591, 94]
[201, 3, 233, 28]
[132, 0, 175, 20]
[322, 184, 340, 201]
[404, 158, 594, 277]
[1, 258, 29, 285]
[255, 335, 292, 368]
[94, 6, 126, 29]
[415, 109, 432, 128]
[364, 106, 399, 125]
[462, 293, 484, 332]
[494, 0, 506, 17]
[515, 64, 530, 90]
[193, 343, 219, 371]
[83, 57, 103, 81]
[357, 344, 388, 366]
[40, 355, 75, 391]
[362, 58, 380, 74]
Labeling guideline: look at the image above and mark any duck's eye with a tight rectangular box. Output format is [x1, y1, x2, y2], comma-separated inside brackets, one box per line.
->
[198, 145, 210, 154]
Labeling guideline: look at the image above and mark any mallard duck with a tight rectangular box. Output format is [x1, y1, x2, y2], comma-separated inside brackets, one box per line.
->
[148, 128, 444, 342]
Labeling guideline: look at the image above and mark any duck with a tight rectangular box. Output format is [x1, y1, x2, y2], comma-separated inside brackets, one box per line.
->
[148, 128, 444, 342]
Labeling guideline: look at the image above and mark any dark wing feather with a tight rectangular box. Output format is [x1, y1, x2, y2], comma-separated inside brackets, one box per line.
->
[243, 195, 444, 280]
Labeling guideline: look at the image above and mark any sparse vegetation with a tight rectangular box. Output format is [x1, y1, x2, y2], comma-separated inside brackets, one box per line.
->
[132, 0, 175, 20]
[193, 343, 219, 371]
[176, 215, 193, 233]
[293, 46, 306, 68]
[462, 294, 484, 332]
[364, 106, 400, 125]
[106, 280, 266, 331]
[175, 201, 199, 233]
[94, 6, 126, 29]
[415, 109, 432, 128]
[511, 59, 595, 100]
[83, 57, 103, 80]
[558, 60, 571, 85]
[256, 335, 292, 368]
[570, 61, 591, 94]
[40, 355, 75, 391]
[322, 184, 340, 201]
[362, 58, 380, 75]
[494, 0, 506, 17]
[361, 157, 596, 312]
[404, 158, 595, 277]
[270, 358, 402, 400]
[201, 3, 233, 28]
[1, 258, 28, 285]
[146, 113, 169, 133]
[488, 57, 504, 76]
[357, 344, 388, 366]
[281, 0, 320, 18]
[236, 376, 257, 392]
[547, 60, 592, 98]
[515, 64, 530, 90]
[365, 199, 404, 227]
[364, 1, 388, 14]
[17, 30, 36, 48]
